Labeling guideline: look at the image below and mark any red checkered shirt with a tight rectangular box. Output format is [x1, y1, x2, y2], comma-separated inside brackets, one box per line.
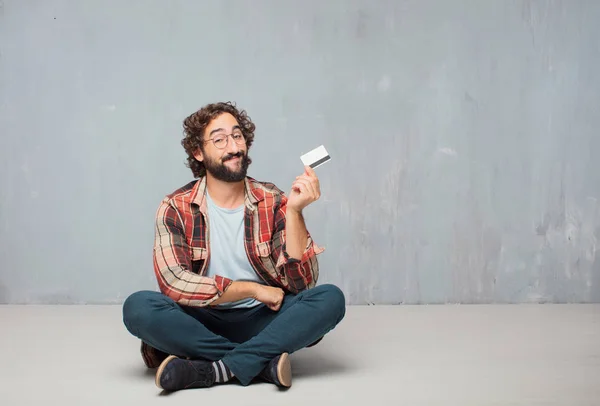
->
[153, 176, 324, 307]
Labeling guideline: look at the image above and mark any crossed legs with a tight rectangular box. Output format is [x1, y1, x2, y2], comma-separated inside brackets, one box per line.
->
[122, 284, 346, 386]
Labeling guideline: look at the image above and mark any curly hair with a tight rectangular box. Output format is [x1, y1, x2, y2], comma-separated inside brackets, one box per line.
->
[181, 101, 256, 178]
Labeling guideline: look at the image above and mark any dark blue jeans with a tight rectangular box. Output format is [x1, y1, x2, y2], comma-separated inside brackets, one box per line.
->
[122, 284, 345, 385]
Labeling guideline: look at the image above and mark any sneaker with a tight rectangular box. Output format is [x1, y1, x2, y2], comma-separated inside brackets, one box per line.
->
[155, 355, 216, 391]
[140, 341, 168, 369]
[258, 353, 292, 388]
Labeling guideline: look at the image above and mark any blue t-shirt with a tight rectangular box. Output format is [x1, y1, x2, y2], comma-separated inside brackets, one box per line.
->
[204, 192, 265, 308]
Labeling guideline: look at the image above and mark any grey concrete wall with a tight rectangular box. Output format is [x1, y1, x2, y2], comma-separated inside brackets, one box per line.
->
[1, 0, 599, 304]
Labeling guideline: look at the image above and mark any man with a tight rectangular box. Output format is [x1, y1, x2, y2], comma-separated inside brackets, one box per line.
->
[122, 101, 346, 391]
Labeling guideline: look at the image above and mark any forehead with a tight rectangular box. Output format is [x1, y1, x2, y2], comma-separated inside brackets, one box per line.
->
[206, 113, 239, 135]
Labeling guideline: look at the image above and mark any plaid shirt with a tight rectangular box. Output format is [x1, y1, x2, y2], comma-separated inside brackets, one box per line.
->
[153, 176, 324, 307]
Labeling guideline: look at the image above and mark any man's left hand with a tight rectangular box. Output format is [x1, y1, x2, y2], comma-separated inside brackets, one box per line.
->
[287, 165, 321, 213]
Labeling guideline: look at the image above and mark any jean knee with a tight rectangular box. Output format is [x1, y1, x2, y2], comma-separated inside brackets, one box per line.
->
[122, 290, 161, 334]
[318, 284, 346, 321]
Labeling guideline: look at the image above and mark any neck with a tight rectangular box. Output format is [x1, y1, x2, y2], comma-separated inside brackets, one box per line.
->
[205, 175, 245, 209]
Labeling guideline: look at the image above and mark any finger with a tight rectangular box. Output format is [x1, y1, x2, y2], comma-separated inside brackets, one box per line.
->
[297, 172, 320, 188]
[296, 174, 320, 199]
[292, 181, 313, 199]
[291, 180, 306, 193]
[305, 165, 319, 177]
[292, 180, 311, 196]
[299, 177, 319, 199]
[304, 166, 320, 189]
[295, 174, 313, 182]
[293, 178, 316, 198]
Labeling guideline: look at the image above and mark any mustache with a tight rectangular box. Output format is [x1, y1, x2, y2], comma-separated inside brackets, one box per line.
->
[222, 152, 244, 162]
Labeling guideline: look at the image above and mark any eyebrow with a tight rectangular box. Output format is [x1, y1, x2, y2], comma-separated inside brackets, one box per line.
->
[209, 125, 241, 137]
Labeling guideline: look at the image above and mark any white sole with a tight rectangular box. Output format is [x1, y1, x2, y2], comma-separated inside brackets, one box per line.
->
[155, 355, 178, 389]
[277, 352, 292, 388]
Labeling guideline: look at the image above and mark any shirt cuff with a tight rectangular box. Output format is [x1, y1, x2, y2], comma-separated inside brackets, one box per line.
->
[277, 236, 324, 268]
[214, 275, 234, 295]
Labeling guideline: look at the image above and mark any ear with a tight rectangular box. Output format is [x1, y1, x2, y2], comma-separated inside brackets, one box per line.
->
[193, 148, 204, 162]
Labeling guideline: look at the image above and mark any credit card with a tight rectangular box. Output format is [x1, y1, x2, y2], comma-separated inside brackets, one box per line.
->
[300, 145, 331, 169]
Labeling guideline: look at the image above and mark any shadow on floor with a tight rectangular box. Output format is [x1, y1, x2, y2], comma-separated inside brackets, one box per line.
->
[290, 349, 353, 378]
[118, 365, 156, 381]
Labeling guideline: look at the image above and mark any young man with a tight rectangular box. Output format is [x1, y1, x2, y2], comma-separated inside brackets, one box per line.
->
[122, 102, 346, 391]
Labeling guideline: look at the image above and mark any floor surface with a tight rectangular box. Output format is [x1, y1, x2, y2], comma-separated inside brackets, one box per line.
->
[1, 304, 599, 405]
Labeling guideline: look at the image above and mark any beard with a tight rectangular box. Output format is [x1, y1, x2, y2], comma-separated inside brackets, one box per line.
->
[203, 151, 251, 182]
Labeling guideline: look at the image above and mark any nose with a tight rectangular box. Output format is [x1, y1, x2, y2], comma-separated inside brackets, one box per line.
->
[224, 135, 241, 155]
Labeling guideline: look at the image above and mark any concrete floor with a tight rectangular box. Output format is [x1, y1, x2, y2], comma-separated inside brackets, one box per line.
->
[1, 304, 599, 405]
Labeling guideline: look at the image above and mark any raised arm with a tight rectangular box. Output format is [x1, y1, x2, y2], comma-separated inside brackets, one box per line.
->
[269, 166, 325, 293]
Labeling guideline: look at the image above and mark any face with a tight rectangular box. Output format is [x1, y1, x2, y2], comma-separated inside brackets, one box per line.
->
[194, 113, 250, 182]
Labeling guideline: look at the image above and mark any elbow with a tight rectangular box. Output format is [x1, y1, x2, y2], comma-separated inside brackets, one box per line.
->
[280, 259, 319, 294]
[157, 283, 184, 304]
[155, 278, 213, 308]
[164, 288, 213, 307]
[286, 272, 311, 294]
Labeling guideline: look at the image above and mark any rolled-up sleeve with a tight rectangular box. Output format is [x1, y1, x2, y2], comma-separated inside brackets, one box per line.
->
[153, 200, 232, 307]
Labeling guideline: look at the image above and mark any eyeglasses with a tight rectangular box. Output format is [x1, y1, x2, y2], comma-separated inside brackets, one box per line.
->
[204, 131, 246, 149]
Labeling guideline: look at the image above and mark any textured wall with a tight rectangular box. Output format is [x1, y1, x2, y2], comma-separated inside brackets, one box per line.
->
[1, 1, 599, 304]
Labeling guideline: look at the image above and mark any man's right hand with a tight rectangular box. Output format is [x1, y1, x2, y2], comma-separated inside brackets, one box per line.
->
[254, 285, 285, 311]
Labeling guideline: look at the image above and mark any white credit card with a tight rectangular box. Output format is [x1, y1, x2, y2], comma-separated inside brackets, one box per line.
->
[300, 145, 331, 169]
